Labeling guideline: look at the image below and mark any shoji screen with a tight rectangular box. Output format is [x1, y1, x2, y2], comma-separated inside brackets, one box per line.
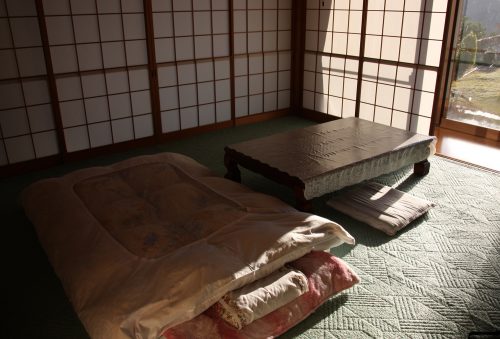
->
[359, 0, 447, 134]
[303, 0, 363, 117]
[303, 0, 448, 135]
[154, 0, 232, 133]
[0, 0, 59, 165]
[232, 0, 292, 117]
[43, 0, 154, 153]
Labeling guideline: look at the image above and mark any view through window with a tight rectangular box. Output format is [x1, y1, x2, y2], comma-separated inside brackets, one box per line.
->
[445, 0, 500, 131]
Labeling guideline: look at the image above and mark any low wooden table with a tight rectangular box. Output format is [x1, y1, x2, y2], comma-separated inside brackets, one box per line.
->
[224, 118, 435, 212]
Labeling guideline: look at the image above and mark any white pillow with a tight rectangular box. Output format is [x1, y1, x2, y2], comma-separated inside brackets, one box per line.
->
[327, 182, 435, 236]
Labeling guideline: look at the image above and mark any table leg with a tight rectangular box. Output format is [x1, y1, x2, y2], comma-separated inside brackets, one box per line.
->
[224, 152, 241, 183]
[293, 186, 312, 212]
[414, 159, 430, 176]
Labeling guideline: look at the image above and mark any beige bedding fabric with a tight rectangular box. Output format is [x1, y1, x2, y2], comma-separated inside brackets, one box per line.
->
[22, 153, 354, 339]
[213, 266, 308, 329]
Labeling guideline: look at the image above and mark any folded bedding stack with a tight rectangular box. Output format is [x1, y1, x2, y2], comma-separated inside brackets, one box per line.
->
[22, 152, 358, 338]
[164, 250, 360, 339]
[212, 267, 309, 330]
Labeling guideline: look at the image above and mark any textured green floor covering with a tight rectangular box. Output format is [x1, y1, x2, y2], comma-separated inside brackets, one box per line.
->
[2, 116, 499, 338]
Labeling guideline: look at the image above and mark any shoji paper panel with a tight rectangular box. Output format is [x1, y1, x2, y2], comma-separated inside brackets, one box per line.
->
[154, 0, 231, 133]
[360, 0, 447, 133]
[233, 0, 292, 117]
[303, 0, 363, 117]
[364, 0, 446, 65]
[359, 62, 437, 134]
[43, 0, 153, 152]
[0, 0, 59, 165]
[303, 0, 447, 135]
[303, 52, 358, 117]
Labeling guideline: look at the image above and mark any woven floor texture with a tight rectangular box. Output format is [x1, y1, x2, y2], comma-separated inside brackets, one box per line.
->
[3, 116, 499, 338]
[284, 155, 500, 338]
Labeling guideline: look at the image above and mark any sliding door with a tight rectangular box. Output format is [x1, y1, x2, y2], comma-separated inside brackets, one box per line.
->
[0, 0, 297, 173]
[303, 0, 362, 118]
[303, 0, 449, 135]
[153, 0, 232, 133]
[42, 0, 154, 153]
[0, 0, 60, 165]
[232, 0, 293, 118]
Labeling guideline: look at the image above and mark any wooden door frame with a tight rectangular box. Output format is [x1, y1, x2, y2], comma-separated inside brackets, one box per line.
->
[433, 0, 500, 141]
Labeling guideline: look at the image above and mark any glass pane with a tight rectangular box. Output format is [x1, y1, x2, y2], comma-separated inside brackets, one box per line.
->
[445, 0, 500, 130]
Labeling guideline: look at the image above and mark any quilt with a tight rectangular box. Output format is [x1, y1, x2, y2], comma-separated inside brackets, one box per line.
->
[22, 153, 354, 339]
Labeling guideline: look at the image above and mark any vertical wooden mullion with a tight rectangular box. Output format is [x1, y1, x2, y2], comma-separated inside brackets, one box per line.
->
[143, 0, 162, 140]
[340, 3, 347, 117]
[313, 2, 320, 113]
[66, 1, 92, 148]
[35, 0, 67, 157]
[209, 2, 216, 124]
[120, 2, 136, 138]
[326, 5, 334, 116]
[2, 10, 16, 164]
[191, 0, 199, 127]
[275, 4, 279, 111]
[8, 5, 36, 159]
[210, 7, 218, 124]
[389, 0, 406, 127]
[229, 0, 236, 124]
[246, 0, 250, 116]
[370, 1, 387, 122]
[430, 0, 460, 135]
[171, 6, 182, 131]
[207, 7, 213, 122]
[211, 2, 219, 125]
[343, 2, 352, 118]
[290, 0, 306, 115]
[261, 0, 264, 113]
[354, 0, 369, 118]
[94, 0, 115, 145]
[408, 0, 428, 132]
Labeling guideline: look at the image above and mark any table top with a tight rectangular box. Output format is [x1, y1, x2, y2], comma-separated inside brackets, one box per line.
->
[226, 118, 435, 182]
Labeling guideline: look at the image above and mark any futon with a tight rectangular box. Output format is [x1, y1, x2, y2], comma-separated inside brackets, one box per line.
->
[22, 152, 356, 338]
